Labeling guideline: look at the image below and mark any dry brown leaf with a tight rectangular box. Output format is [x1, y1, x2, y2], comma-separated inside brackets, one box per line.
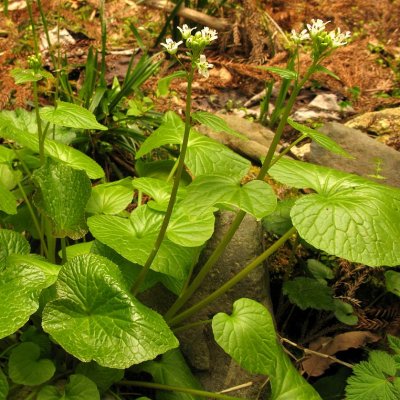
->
[302, 331, 380, 377]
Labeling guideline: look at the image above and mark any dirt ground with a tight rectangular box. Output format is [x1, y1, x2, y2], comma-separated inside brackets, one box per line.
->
[2, 0, 400, 114]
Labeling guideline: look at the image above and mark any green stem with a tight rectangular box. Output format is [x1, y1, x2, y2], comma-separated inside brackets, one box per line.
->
[61, 237, 67, 264]
[17, 182, 48, 258]
[166, 157, 179, 183]
[26, 0, 39, 54]
[131, 67, 195, 296]
[32, 81, 45, 165]
[173, 319, 211, 334]
[168, 227, 296, 327]
[45, 220, 56, 264]
[269, 134, 307, 168]
[118, 380, 246, 400]
[37, 0, 57, 68]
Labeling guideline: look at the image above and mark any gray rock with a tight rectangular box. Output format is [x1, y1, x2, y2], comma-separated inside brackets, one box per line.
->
[197, 112, 279, 162]
[309, 93, 342, 112]
[177, 211, 270, 397]
[306, 122, 400, 187]
[291, 107, 341, 122]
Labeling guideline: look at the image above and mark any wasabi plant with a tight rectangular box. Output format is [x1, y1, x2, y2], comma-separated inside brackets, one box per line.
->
[0, 15, 399, 400]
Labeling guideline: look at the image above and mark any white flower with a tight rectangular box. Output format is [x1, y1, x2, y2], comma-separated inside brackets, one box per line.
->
[329, 28, 351, 47]
[200, 27, 218, 43]
[307, 19, 330, 36]
[160, 38, 183, 55]
[290, 28, 310, 43]
[178, 24, 196, 39]
[196, 54, 213, 78]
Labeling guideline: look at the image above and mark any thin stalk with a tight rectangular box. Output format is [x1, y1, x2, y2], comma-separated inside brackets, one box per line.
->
[61, 237, 67, 264]
[26, 0, 39, 54]
[131, 68, 195, 296]
[269, 134, 306, 168]
[17, 182, 48, 258]
[118, 380, 246, 400]
[32, 81, 45, 164]
[166, 157, 179, 183]
[37, 0, 57, 68]
[168, 227, 296, 326]
[45, 220, 56, 264]
[173, 319, 211, 334]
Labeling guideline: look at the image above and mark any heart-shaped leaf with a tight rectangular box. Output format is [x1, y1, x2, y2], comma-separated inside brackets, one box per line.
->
[40, 101, 107, 130]
[37, 374, 100, 400]
[88, 206, 203, 280]
[9, 342, 55, 385]
[33, 159, 92, 239]
[86, 181, 133, 215]
[269, 158, 400, 266]
[0, 115, 104, 179]
[136, 111, 250, 180]
[0, 252, 58, 338]
[0, 164, 22, 190]
[76, 362, 124, 392]
[180, 175, 276, 219]
[0, 229, 30, 267]
[11, 68, 52, 84]
[42, 254, 178, 369]
[212, 298, 321, 400]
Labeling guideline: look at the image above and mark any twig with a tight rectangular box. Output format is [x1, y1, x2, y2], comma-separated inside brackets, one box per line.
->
[280, 337, 353, 369]
[218, 381, 254, 394]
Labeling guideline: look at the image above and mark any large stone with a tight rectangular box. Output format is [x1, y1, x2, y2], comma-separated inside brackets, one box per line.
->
[197, 112, 279, 162]
[177, 211, 270, 397]
[345, 107, 400, 135]
[306, 122, 400, 187]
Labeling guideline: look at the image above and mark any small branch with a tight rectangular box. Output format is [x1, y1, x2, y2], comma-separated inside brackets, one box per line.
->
[280, 337, 354, 369]
[144, 0, 230, 31]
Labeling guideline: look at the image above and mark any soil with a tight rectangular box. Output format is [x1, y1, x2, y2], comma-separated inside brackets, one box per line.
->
[2, 0, 400, 113]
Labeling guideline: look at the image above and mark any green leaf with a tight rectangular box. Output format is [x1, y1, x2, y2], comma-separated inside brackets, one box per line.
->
[388, 335, 400, 354]
[11, 68, 51, 84]
[212, 298, 321, 400]
[40, 101, 107, 130]
[0, 183, 17, 215]
[33, 160, 92, 239]
[0, 263, 52, 338]
[287, 119, 353, 158]
[139, 349, 203, 400]
[136, 112, 250, 180]
[180, 175, 276, 219]
[0, 368, 8, 400]
[37, 374, 100, 400]
[283, 277, 334, 310]
[333, 299, 358, 325]
[346, 351, 400, 400]
[86, 181, 133, 215]
[88, 206, 203, 279]
[8, 342, 55, 385]
[269, 158, 400, 266]
[385, 271, 400, 296]
[42, 254, 178, 369]
[314, 65, 341, 80]
[262, 198, 295, 236]
[191, 111, 247, 140]
[0, 164, 22, 190]
[75, 362, 124, 392]
[0, 145, 15, 163]
[0, 115, 104, 179]
[307, 259, 334, 281]
[0, 229, 30, 267]
[258, 66, 298, 80]
[59, 242, 93, 260]
[157, 71, 186, 97]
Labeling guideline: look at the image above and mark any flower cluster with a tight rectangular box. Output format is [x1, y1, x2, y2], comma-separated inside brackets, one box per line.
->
[161, 25, 218, 79]
[290, 19, 351, 59]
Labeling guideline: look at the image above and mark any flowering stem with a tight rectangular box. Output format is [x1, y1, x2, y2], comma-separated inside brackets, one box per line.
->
[131, 67, 195, 296]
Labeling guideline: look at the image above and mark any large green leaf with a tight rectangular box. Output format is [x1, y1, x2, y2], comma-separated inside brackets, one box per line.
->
[42, 254, 178, 369]
[0, 115, 104, 179]
[212, 298, 321, 400]
[88, 205, 205, 279]
[39, 101, 107, 130]
[0, 368, 8, 400]
[8, 342, 55, 385]
[0, 183, 17, 215]
[0, 164, 21, 190]
[11, 68, 52, 84]
[136, 111, 250, 180]
[385, 270, 400, 297]
[269, 158, 400, 266]
[139, 349, 203, 400]
[180, 175, 276, 218]
[37, 374, 100, 400]
[0, 262, 54, 338]
[86, 181, 133, 215]
[33, 160, 92, 239]
[0, 229, 30, 268]
[0, 145, 15, 163]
